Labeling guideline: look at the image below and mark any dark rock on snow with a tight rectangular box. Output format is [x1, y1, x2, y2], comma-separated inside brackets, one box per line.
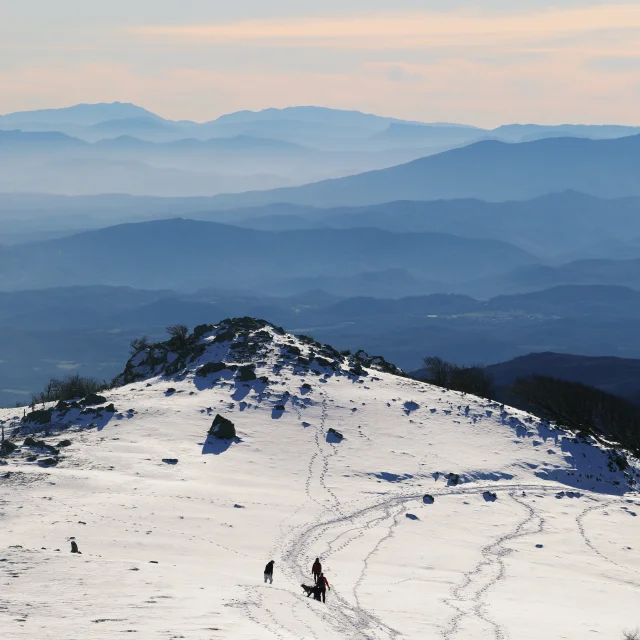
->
[0, 440, 18, 456]
[196, 362, 227, 377]
[39, 457, 59, 467]
[209, 414, 236, 439]
[82, 393, 107, 406]
[24, 408, 54, 425]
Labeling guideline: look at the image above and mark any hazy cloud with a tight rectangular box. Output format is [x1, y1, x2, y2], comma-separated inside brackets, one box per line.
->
[128, 6, 640, 48]
[2, 2, 640, 125]
[587, 55, 640, 70]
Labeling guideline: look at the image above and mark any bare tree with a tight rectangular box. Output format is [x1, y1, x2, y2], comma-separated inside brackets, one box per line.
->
[623, 629, 639, 640]
[129, 335, 151, 355]
[422, 356, 494, 398]
[166, 324, 189, 348]
[451, 365, 494, 398]
[510, 375, 640, 455]
[423, 356, 455, 388]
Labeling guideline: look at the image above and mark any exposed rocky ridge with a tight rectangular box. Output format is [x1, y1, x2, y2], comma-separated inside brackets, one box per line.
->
[115, 317, 403, 386]
[1, 316, 638, 493]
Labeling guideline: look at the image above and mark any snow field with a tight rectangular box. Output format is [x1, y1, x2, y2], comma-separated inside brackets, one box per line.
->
[1, 325, 639, 638]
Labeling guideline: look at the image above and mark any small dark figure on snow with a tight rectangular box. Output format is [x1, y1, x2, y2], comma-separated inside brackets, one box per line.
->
[312, 557, 322, 584]
[264, 560, 275, 584]
[70, 539, 81, 554]
[317, 572, 330, 603]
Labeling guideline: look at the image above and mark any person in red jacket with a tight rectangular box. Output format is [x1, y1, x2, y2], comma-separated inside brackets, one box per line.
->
[312, 557, 322, 584]
[317, 572, 330, 603]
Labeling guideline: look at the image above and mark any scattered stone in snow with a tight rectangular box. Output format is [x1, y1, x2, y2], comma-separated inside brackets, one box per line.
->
[423, 494, 435, 504]
[1, 440, 18, 455]
[209, 415, 236, 439]
[238, 365, 257, 382]
[405, 513, 419, 520]
[162, 459, 179, 465]
[446, 473, 460, 486]
[82, 393, 107, 406]
[23, 408, 54, 425]
[536, 544, 544, 549]
[403, 400, 420, 414]
[483, 491, 498, 502]
[233, 504, 245, 509]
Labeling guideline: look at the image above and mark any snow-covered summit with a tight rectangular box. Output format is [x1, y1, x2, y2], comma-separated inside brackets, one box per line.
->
[1, 318, 639, 639]
[116, 316, 402, 387]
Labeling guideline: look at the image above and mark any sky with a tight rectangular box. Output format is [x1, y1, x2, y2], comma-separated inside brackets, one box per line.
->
[2, 0, 640, 126]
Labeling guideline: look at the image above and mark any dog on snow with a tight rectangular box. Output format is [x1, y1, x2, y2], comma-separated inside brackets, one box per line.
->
[301, 584, 316, 597]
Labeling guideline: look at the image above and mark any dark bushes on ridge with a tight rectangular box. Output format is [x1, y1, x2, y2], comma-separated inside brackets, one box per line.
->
[421, 356, 494, 398]
[166, 324, 189, 348]
[511, 375, 640, 455]
[129, 335, 151, 354]
[31, 374, 108, 405]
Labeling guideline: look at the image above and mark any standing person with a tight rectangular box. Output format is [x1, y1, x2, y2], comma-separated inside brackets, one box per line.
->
[264, 560, 275, 584]
[317, 572, 330, 603]
[311, 557, 322, 584]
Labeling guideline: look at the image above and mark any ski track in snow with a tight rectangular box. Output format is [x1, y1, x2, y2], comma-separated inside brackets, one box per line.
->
[441, 492, 545, 640]
[576, 500, 640, 586]
[3, 323, 639, 639]
[271, 480, 569, 639]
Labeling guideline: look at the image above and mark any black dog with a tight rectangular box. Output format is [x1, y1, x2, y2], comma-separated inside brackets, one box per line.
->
[301, 584, 315, 597]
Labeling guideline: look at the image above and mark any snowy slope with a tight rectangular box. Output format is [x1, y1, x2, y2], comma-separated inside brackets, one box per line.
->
[1, 318, 639, 640]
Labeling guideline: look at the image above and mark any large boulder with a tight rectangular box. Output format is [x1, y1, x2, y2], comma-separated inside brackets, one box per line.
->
[24, 408, 53, 425]
[193, 324, 215, 339]
[24, 438, 59, 455]
[208, 414, 236, 439]
[0, 440, 17, 456]
[82, 393, 107, 406]
[238, 366, 257, 382]
[196, 362, 227, 377]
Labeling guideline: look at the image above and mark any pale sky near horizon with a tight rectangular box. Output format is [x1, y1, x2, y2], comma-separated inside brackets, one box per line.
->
[2, 0, 640, 126]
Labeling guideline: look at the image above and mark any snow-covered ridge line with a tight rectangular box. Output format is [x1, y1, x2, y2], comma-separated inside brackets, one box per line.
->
[117, 316, 403, 386]
[1, 317, 639, 638]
